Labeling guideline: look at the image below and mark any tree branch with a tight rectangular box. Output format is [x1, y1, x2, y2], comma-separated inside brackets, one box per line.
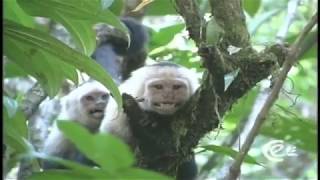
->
[21, 83, 47, 120]
[225, 12, 318, 180]
[209, 0, 250, 47]
[174, 0, 204, 45]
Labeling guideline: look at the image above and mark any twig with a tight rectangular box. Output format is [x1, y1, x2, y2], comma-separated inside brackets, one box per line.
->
[224, 12, 317, 180]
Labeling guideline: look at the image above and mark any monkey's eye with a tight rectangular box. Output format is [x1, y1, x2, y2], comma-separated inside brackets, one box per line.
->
[101, 94, 109, 100]
[152, 84, 163, 89]
[84, 95, 94, 101]
[173, 84, 183, 90]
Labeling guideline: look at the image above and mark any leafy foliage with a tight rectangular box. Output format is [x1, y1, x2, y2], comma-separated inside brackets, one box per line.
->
[200, 145, 262, 166]
[145, 0, 177, 15]
[17, 0, 127, 56]
[5, 20, 121, 103]
[149, 23, 185, 51]
[3, 96, 31, 174]
[28, 122, 172, 180]
[4, 0, 35, 28]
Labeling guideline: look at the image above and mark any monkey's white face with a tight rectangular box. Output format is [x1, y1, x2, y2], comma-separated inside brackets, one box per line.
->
[142, 78, 190, 115]
[80, 91, 109, 122]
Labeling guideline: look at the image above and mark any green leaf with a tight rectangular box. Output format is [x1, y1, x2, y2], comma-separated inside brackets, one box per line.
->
[4, 60, 29, 78]
[55, 14, 96, 56]
[149, 24, 185, 51]
[4, 36, 74, 97]
[145, 0, 177, 15]
[30, 152, 171, 179]
[29, 152, 109, 176]
[243, 0, 261, 17]
[4, 0, 35, 28]
[6, 109, 28, 140]
[29, 152, 119, 179]
[17, 0, 128, 55]
[149, 48, 202, 71]
[28, 170, 93, 180]
[57, 121, 135, 171]
[200, 145, 262, 166]
[4, 19, 122, 107]
[3, 96, 28, 141]
[3, 124, 30, 154]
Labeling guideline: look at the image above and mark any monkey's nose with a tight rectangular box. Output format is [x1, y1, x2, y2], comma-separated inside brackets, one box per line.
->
[163, 93, 173, 99]
[96, 102, 106, 109]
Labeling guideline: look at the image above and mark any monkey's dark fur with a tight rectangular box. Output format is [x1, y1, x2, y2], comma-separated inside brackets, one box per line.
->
[91, 17, 149, 84]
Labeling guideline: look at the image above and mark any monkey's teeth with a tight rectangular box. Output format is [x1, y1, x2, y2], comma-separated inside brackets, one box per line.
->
[162, 102, 173, 105]
[160, 103, 175, 108]
[89, 109, 105, 119]
[90, 109, 104, 113]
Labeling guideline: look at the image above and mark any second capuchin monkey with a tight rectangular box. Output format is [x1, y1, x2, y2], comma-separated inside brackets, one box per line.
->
[42, 81, 109, 169]
[99, 62, 199, 142]
[99, 62, 199, 180]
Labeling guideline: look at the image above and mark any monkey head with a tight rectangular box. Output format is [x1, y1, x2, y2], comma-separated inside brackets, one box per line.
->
[142, 77, 191, 115]
[80, 90, 109, 120]
[61, 81, 109, 131]
[119, 62, 200, 115]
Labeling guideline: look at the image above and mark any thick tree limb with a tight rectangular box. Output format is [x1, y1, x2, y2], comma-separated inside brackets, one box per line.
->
[225, 12, 317, 180]
[209, 0, 250, 47]
[20, 83, 47, 120]
[174, 0, 204, 47]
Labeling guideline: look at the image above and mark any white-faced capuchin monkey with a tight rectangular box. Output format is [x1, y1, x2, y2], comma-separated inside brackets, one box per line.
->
[100, 62, 199, 141]
[42, 16, 148, 170]
[99, 62, 200, 180]
[42, 80, 109, 169]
